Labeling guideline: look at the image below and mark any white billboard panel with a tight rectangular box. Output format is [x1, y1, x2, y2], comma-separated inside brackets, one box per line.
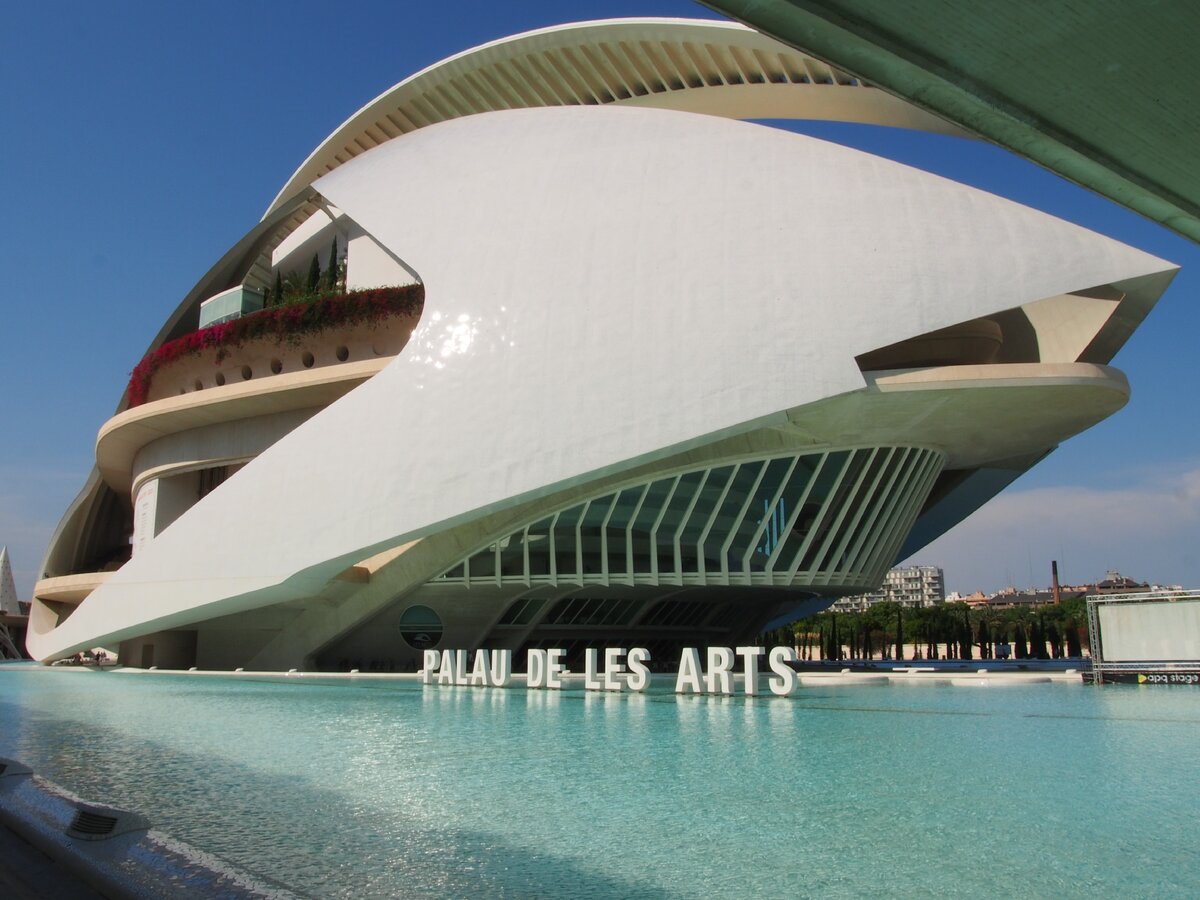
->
[1098, 599, 1200, 661]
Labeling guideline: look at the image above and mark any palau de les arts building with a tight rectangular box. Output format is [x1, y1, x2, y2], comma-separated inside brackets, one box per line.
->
[29, 19, 1177, 672]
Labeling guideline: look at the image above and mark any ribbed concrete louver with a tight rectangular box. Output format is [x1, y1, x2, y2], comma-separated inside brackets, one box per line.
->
[437, 447, 944, 594]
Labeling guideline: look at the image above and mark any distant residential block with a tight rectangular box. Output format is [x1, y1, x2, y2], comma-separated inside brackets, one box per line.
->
[831, 566, 945, 612]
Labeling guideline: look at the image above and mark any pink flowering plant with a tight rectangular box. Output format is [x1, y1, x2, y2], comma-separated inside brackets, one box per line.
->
[127, 285, 423, 407]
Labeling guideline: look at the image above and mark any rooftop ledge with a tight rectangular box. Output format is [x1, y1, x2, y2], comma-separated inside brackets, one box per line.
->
[865, 361, 1130, 394]
[34, 572, 112, 606]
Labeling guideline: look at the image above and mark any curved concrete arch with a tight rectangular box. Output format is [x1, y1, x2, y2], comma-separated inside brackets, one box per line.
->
[28, 106, 1175, 662]
[265, 17, 967, 219]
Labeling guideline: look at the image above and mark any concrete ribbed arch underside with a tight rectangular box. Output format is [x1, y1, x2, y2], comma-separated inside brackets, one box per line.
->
[28, 106, 1176, 661]
[263, 17, 965, 247]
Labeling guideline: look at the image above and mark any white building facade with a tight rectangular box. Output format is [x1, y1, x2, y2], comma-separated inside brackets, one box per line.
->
[831, 566, 945, 612]
[26, 20, 1178, 672]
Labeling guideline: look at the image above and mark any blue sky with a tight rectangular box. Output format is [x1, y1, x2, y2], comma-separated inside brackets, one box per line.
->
[1, 1, 1196, 598]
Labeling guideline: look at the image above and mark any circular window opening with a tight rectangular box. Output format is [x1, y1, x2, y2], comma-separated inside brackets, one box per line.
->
[270, 358, 283, 374]
[193, 379, 203, 391]
[399, 605, 443, 651]
[241, 365, 252, 381]
[302, 351, 315, 368]
[335, 345, 349, 362]
[215, 372, 226, 386]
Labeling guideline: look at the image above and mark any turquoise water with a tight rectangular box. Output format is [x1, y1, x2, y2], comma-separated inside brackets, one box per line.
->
[1, 666, 1197, 898]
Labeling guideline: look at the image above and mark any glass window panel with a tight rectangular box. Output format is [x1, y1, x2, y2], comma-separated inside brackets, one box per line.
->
[703, 463, 762, 569]
[469, 545, 497, 579]
[775, 452, 850, 573]
[800, 450, 868, 573]
[630, 477, 675, 575]
[553, 505, 584, 578]
[838, 449, 904, 570]
[512, 597, 545, 626]
[525, 517, 554, 577]
[727, 457, 792, 572]
[580, 496, 614, 576]
[659, 471, 704, 573]
[613, 598, 639, 625]
[544, 597, 577, 625]
[679, 466, 734, 570]
[498, 531, 525, 578]
[438, 562, 465, 581]
[606, 486, 644, 578]
[498, 598, 529, 625]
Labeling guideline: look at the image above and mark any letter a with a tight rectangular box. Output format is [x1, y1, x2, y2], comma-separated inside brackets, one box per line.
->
[676, 647, 704, 694]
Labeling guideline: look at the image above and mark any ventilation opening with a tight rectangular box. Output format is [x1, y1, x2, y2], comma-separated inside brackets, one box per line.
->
[70, 810, 119, 837]
[66, 802, 150, 841]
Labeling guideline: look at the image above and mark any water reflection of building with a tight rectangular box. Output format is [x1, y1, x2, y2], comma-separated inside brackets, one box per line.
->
[27, 20, 1178, 672]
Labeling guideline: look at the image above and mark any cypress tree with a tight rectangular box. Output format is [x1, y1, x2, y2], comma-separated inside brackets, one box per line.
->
[896, 607, 903, 661]
[306, 253, 321, 294]
[325, 237, 338, 293]
[273, 270, 283, 306]
[1066, 621, 1082, 658]
[1030, 617, 1045, 659]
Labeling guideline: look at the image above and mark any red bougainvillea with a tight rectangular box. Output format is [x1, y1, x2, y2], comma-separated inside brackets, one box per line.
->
[127, 285, 423, 407]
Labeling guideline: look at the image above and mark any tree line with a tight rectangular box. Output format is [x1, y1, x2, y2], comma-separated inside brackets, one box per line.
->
[759, 596, 1089, 661]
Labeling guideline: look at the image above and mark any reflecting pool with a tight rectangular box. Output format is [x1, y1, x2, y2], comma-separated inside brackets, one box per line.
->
[1, 665, 1197, 898]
